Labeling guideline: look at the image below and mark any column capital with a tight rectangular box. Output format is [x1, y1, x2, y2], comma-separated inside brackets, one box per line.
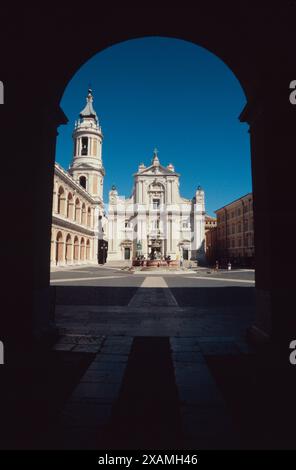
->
[239, 83, 296, 129]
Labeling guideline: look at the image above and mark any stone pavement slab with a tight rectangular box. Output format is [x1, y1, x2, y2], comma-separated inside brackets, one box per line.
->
[170, 336, 237, 448]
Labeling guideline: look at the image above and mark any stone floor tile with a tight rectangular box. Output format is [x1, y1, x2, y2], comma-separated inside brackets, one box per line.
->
[80, 369, 125, 383]
[87, 361, 127, 373]
[177, 385, 224, 406]
[198, 341, 240, 355]
[100, 344, 132, 355]
[52, 343, 75, 351]
[93, 353, 129, 363]
[61, 402, 112, 427]
[71, 345, 101, 353]
[70, 382, 121, 401]
[172, 352, 206, 363]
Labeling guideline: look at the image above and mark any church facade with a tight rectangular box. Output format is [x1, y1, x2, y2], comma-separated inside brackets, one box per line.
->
[107, 150, 206, 263]
[51, 90, 206, 266]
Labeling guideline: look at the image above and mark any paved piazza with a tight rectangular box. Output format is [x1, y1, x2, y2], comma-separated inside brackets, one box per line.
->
[50, 265, 255, 449]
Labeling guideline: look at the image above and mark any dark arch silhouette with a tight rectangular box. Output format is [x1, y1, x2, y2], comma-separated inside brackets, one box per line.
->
[2, 5, 296, 360]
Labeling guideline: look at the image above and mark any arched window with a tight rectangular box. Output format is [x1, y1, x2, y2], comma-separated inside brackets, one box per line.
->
[81, 203, 86, 225]
[55, 231, 64, 264]
[65, 234, 72, 262]
[57, 186, 65, 214]
[75, 198, 81, 222]
[87, 207, 91, 227]
[67, 193, 74, 219]
[79, 176, 87, 189]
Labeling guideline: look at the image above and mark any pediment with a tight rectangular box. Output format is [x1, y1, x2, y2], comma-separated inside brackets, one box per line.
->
[137, 164, 179, 177]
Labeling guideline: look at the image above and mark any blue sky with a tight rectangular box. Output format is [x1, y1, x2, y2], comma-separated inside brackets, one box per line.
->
[56, 37, 251, 217]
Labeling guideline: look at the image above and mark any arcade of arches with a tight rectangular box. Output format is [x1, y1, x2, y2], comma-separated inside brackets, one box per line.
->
[51, 162, 105, 266]
[53, 231, 91, 265]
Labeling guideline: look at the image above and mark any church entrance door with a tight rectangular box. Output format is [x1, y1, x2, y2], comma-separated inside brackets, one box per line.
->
[124, 247, 131, 260]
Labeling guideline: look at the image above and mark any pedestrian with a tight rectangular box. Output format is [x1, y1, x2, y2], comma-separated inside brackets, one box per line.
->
[215, 260, 219, 271]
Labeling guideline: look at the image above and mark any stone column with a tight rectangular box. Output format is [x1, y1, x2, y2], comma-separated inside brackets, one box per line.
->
[240, 90, 296, 346]
[61, 238, 66, 265]
[32, 104, 68, 348]
[52, 185, 57, 213]
[50, 235, 55, 265]
[70, 239, 74, 265]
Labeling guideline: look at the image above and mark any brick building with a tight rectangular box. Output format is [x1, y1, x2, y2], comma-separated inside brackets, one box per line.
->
[215, 193, 254, 267]
[205, 215, 217, 264]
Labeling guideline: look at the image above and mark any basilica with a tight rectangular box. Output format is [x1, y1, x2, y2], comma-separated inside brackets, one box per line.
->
[51, 90, 206, 266]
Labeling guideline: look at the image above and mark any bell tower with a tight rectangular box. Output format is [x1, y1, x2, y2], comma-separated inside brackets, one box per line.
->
[69, 88, 105, 200]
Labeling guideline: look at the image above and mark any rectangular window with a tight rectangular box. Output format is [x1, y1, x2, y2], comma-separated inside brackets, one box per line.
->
[81, 137, 88, 155]
[182, 220, 190, 229]
[153, 199, 160, 209]
[183, 249, 189, 260]
[151, 220, 160, 230]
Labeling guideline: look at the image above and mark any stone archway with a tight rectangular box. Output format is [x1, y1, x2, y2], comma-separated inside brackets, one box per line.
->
[73, 236, 79, 262]
[65, 234, 72, 264]
[86, 239, 91, 260]
[55, 231, 64, 265]
[19, 7, 295, 347]
[80, 237, 85, 261]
